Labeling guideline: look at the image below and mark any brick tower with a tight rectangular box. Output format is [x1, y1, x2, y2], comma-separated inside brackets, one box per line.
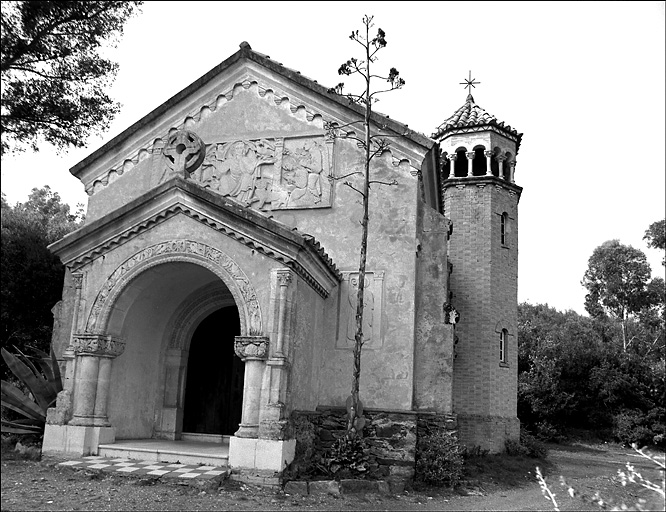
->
[434, 92, 523, 452]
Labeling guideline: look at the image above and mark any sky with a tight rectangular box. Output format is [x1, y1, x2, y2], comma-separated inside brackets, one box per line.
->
[1, 1, 664, 315]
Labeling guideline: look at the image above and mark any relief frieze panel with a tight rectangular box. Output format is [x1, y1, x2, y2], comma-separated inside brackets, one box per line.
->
[336, 271, 385, 350]
[185, 135, 333, 211]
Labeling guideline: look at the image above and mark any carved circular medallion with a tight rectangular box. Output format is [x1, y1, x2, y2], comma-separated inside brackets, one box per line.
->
[163, 130, 205, 174]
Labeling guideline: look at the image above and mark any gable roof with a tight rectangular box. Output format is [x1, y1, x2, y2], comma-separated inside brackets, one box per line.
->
[432, 93, 523, 150]
[49, 177, 341, 298]
[71, 42, 435, 177]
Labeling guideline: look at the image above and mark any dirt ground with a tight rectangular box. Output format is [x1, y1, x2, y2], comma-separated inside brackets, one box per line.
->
[1, 442, 664, 511]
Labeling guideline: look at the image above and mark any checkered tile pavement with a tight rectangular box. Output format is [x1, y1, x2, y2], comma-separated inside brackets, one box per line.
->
[58, 456, 228, 480]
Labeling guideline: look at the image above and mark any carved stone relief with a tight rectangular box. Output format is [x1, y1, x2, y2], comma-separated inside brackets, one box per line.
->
[71, 334, 126, 357]
[234, 336, 269, 360]
[157, 130, 206, 184]
[190, 135, 332, 211]
[336, 271, 385, 350]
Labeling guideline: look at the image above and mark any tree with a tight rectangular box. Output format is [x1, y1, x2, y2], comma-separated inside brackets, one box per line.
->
[326, 15, 405, 438]
[1, 187, 83, 379]
[582, 240, 655, 351]
[1, 1, 142, 155]
[644, 219, 665, 266]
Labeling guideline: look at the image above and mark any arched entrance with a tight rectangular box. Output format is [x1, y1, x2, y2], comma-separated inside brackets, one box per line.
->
[182, 307, 244, 435]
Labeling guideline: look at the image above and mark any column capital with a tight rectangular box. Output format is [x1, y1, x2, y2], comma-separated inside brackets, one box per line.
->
[234, 336, 269, 361]
[72, 272, 84, 289]
[447, 153, 457, 162]
[276, 269, 293, 287]
[495, 154, 506, 162]
[465, 151, 475, 160]
[484, 150, 493, 158]
[72, 334, 125, 358]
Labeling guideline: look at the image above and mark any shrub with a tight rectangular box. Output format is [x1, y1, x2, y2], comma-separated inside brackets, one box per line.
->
[521, 429, 548, 458]
[321, 434, 370, 477]
[283, 415, 317, 480]
[505, 438, 529, 457]
[462, 445, 490, 459]
[415, 429, 464, 487]
[534, 421, 566, 443]
[1, 346, 62, 436]
[612, 409, 665, 448]
[505, 428, 548, 458]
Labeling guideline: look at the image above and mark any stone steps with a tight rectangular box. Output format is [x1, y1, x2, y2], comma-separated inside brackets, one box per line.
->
[98, 439, 229, 467]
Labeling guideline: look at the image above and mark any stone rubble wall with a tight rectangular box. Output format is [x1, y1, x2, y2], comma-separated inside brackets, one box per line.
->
[289, 407, 457, 489]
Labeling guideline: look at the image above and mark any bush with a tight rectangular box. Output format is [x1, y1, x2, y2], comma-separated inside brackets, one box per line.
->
[613, 409, 665, 448]
[321, 434, 370, 477]
[505, 429, 548, 458]
[415, 429, 464, 487]
[505, 438, 529, 457]
[283, 415, 317, 480]
[534, 421, 565, 443]
[521, 430, 548, 458]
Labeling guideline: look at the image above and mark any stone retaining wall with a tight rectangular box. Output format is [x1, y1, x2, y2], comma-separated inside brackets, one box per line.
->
[288, 407, 457, 489]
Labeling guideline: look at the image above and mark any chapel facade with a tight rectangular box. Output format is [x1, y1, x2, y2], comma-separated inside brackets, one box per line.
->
[43, 42, 522, 477]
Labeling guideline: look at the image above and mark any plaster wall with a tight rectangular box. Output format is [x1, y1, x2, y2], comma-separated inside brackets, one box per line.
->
[271, 138, 420, 411]
[286, 279, 326, 412]
[413, 192, 454, 413]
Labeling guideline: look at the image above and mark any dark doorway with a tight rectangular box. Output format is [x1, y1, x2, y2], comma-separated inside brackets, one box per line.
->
[182, 307, 244, 435]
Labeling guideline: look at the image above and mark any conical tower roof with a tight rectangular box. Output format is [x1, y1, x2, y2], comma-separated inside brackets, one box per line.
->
[433, 93, 522, 149]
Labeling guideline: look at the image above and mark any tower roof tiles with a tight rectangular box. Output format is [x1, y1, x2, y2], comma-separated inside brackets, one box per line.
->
[433, 94, 522, 148]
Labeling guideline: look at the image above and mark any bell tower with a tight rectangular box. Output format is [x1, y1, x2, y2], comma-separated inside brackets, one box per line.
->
[433, 80, 523, 452]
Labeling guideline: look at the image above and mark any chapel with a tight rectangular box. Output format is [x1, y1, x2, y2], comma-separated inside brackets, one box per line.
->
[43, 42, 523, 482]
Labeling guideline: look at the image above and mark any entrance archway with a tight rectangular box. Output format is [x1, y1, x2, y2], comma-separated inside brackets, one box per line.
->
[183, 307, 244, 435]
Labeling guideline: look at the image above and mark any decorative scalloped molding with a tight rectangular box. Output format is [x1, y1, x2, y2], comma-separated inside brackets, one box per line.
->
[86, 75, 418, 196]
[69, 203, 339, 299]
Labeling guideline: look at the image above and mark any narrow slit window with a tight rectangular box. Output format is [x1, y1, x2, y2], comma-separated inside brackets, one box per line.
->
[500, 213, 508, 246]
[500, 329, 508, 363]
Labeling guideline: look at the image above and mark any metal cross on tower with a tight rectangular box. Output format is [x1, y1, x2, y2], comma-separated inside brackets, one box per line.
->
[459, 71, 480, 94]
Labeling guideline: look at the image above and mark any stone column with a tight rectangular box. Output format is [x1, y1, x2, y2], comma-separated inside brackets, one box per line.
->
[508, 160, 516, 183]
[465, 151, 475, 177]
[69, 334, 125, 427]
[234, 336, 269, 438]
[496, 155, 506, 180]
[484, 151, 493, 176]
[447, 154, 457, 178]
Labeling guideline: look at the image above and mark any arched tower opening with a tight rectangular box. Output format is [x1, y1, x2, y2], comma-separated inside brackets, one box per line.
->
[473, 146, 487, 176]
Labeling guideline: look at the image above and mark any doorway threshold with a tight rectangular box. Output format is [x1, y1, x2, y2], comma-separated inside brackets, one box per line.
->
[98, 438, 229, 466]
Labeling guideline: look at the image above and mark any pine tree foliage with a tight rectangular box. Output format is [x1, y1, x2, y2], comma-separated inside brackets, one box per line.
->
[1, 1, 142, 155]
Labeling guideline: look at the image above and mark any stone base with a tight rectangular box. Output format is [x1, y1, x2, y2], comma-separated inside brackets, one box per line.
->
[228, 436, 295, 472]
[42, 424, 115, 457]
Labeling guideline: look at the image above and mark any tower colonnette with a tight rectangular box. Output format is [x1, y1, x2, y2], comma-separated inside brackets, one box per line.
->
[434, 93, 523, 452]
